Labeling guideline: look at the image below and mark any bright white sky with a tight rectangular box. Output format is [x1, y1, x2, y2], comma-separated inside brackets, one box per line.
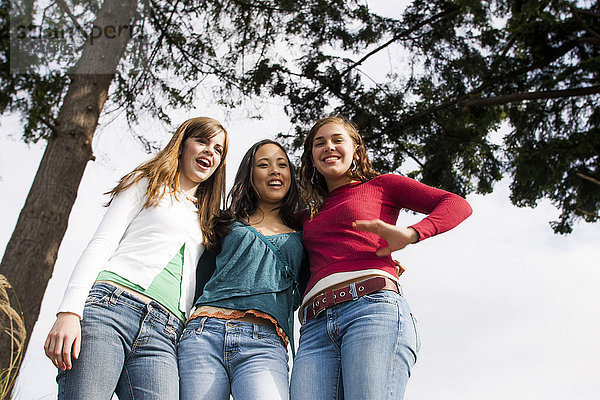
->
[2, 1, 600, 398]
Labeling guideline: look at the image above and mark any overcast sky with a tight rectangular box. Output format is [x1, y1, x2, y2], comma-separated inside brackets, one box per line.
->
[2, 98, 599, 399]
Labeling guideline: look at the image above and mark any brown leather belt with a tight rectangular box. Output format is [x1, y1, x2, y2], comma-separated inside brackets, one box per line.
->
[302, 276, 399, 323]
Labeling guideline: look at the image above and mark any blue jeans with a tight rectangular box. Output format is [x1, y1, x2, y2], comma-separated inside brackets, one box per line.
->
[178, 317, 290, 400]
[57, 282, 183, 400]
[290, 290, 420, 400]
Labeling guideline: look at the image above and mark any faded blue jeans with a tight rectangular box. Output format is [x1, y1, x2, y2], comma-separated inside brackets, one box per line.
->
[178, 317, 290, 400]
[57, 282, 183, 400]
[290, 289, 420, 400]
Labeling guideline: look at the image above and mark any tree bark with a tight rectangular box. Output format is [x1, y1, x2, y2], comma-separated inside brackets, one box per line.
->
[0, 0, 138, 383]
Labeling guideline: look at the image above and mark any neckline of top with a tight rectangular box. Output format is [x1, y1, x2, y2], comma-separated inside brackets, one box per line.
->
[241, 223, 300, 238]
[328, 180, 362, 195]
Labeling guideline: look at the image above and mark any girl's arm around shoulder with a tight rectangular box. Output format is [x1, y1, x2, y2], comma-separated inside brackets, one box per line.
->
[378, 173, 473, 241]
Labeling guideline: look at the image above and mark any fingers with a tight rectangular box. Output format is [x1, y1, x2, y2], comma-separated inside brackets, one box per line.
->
[62, 342, 73, 370]
[73, 334, 81, 360]
[44, 321, 81, 370]
[393, 260, 406, 276]
[44, 333, 66, 370]
[352, 219, 384, 233]
[44, 315, 81, 370]
[375, 246, 392, 257]
[354, 219, 411, 256]
[43, 336, 57, 366]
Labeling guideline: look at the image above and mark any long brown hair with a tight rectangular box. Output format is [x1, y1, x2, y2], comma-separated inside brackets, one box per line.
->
[299, 115, 378, 217]
[107, 117, 229, 247]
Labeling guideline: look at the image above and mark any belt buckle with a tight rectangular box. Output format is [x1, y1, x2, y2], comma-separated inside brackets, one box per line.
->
[313, 295, 326, 318]
[314, 307, 325, 319]
[309, 291, 331, 321]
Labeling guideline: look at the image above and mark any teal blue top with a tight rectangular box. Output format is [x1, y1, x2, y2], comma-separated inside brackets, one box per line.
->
[97, 245, 186, 322]
[194, 221, 307, 343]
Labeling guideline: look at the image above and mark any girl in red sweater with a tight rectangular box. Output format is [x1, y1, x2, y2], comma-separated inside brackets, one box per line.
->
[290, 116, 472, 400]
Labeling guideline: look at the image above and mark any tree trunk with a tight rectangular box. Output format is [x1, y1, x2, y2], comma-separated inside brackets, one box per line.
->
[0, 0, 138, 384]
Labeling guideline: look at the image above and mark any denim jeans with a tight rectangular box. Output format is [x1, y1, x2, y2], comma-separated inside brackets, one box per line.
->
[57, 282, 183, 400]
[290, 290, 420, 400]
[178, 317, 290, 400]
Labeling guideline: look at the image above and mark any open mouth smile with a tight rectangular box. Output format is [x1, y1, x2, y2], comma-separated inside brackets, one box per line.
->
[196, 157, 212, 169]
[321, 155, 341, 163]
[267, 179, 283, 188]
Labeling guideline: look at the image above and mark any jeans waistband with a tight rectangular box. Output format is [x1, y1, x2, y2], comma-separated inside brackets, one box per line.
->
[186, 316, 280, 338]
[302, 276, 399, 324]
[90, 281, 184, 332]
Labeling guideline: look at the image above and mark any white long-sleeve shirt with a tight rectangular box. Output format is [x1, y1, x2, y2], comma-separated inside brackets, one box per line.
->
[58, 178, 204, 319]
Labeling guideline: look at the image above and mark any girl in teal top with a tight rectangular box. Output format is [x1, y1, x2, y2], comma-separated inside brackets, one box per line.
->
[178, 140, 307, 400]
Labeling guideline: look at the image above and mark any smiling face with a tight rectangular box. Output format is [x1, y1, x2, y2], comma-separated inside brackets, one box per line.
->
[311, 123, 358, 191]
[179, 130, 226, 194]
[252, 143, 292, 207]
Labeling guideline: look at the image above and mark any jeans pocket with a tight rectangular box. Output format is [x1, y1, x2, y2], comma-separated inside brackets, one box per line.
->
[84, 292, 108, 308]
[255, 332, 284, 347]
[362, 289, 398, 304]
[409, 312, 421, 355]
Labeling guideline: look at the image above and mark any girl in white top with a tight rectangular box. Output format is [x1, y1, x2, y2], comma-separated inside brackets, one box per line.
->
[44, 117, 228, 400]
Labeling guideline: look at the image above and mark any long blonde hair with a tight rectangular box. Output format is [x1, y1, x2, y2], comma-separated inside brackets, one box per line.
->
[299, 115, 378, 217]
[108, 117, 229, 247]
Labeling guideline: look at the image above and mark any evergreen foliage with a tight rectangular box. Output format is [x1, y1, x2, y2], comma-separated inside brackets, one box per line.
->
[267, 0, 599, 233]
[5, 1, 597, 232]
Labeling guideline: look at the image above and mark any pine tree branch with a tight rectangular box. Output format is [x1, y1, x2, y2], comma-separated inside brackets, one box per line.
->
[380, 38, 581, 133]
[55, 0, 87, 39]
[457, 85, 600, 107]
[571, 6, 600, 41]
[576, 172, 600, 186]
[577, 208, 600, 218]
[38, 115, 58, 133]
[339, 5, 460, 78]
[571, 8, 600, 18]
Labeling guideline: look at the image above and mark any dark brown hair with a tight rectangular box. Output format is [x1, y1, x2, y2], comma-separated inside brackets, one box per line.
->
[217, 139, 300, 239]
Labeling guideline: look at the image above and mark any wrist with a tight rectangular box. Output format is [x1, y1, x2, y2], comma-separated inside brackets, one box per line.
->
[57, 311, 81, 320]
[407, 227, 420, 244]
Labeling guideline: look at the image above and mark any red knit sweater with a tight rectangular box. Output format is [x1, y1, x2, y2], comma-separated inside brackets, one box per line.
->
[300, 174, 472, 295]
